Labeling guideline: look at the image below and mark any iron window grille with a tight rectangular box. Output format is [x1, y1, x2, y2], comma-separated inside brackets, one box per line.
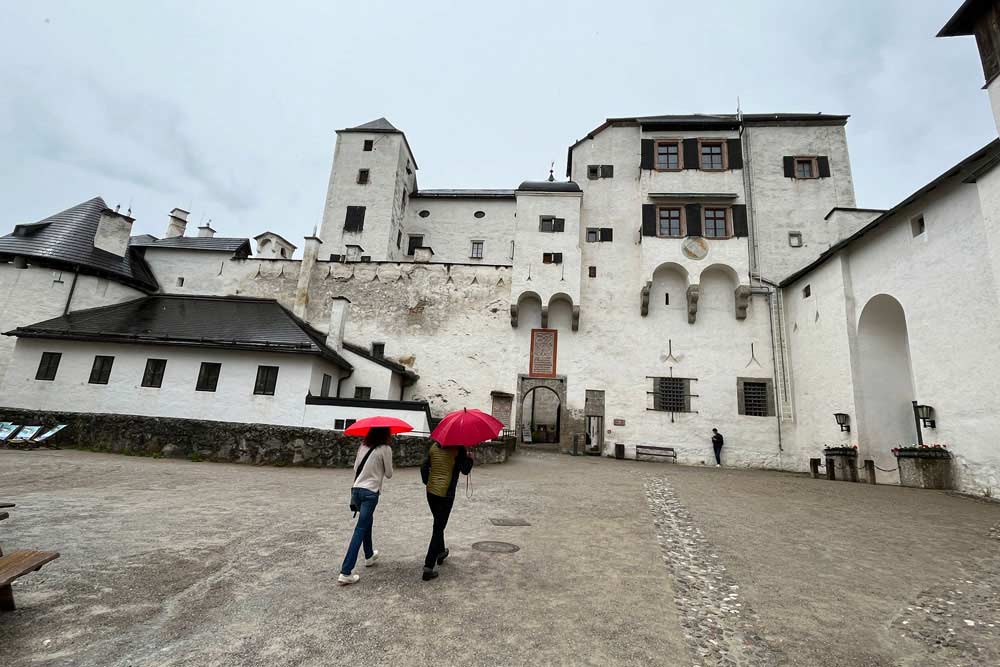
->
[196, 362, 222, 392]
[254, 366, 279, 396]
[88, 355, 114, 385]
[141, 359, 167, 388]
[647, 376, 697, 415]
[35, 352, 61, 381]
[742, 382, 768, 416]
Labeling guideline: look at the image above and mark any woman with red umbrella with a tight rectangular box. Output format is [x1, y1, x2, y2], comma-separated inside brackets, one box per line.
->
[336, 416, 412, 586]
[420, 408, 503, 582]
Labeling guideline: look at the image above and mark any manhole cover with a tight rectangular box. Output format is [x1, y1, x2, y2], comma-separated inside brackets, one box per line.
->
[471, 541, 520, 554]
[489, 517, 531, 526]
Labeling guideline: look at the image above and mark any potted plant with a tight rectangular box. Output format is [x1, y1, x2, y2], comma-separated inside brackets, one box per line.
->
[822, 443, 859, 482]
[891, 443, 953, 490]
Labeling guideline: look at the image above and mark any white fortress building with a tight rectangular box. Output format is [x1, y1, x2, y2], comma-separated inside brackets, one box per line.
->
[1, 1, 999, 494]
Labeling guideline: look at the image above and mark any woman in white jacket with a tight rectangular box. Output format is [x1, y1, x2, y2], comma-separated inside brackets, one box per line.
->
[338, 427, 394, 585]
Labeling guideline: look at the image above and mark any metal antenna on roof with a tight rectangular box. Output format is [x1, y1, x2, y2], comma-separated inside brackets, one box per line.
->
[127, 197, 133, 217]
[115, 203, 121, 212]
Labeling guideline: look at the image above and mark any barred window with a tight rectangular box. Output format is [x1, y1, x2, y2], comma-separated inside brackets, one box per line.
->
[737, 377, 774, 417]
[649, 376, 693, 413]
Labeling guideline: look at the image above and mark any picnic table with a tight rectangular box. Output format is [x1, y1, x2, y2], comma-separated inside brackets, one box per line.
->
[0, 501, 60, 612]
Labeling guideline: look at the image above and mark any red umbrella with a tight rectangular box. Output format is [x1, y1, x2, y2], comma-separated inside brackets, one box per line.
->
[344, 416, 413, 436]
[431, 408, 503, 447]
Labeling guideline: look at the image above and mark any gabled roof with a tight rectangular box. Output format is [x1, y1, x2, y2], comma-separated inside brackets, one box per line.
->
[342, 341, 419, 383]
[129, 235, 252, 256]
[937, 0, 988, 36]
[4, 295, 352, 369]
[253, 231, 297, 249]
[0, 197, 158, 291]
[780, 138, 1000, 287]
[336, 117, 419, 169]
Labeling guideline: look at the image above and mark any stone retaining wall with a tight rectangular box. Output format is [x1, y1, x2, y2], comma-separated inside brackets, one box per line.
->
[0, 408, 516, 467]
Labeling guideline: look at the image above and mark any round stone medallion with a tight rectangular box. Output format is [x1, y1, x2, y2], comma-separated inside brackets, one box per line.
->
[681, 237, 709, 260]
[471, 541, 520, 554]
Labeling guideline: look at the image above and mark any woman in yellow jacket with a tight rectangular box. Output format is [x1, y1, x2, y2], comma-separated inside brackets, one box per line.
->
[420, 442, 473, 581]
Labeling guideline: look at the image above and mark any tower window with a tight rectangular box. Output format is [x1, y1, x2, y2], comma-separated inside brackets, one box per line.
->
[657, 207, 684, 237]
[363, 139, 374, 151]
[357, 169, 370, 184]
[911, 215, 925, 237]
[539, 216, 565, 233]
[588, 266, 597, 277]
[802, 284, 811, 299]
[344, 206, 366, 232]
[788, 232, 803, 247]
[795, 158, 818, 179]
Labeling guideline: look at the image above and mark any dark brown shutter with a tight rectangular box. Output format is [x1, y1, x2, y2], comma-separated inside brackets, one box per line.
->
[732, 205, 748, 237]
[344, 206, 366, 231]
[783, 157, 795, 178]
[640, 140, 654, 169]
[554, 253, 563, 264]
[554, 218, 565, 232]
[683, 139, 700, 170]
[727, 138, 743, 169]
[601, 164, 614, 178]
[685, 204, 702, 236]
[600, 228, 613, 242]
[642, 204, 656, 236]
[817, 156, 831, 178]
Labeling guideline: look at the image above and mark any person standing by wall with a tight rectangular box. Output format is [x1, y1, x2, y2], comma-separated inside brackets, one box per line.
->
[338, 427, 394, 585]
[711, 428, 724, 467]
[420, 442, 473, 581]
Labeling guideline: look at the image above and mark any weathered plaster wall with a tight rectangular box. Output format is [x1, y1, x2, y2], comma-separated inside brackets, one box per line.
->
[403, 197, 514, 265]
[512, 192, 583, 307]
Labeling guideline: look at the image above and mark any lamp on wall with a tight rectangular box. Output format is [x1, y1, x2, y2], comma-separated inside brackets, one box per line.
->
[915, 404, 936, 429]
[833, 412, 850, 432]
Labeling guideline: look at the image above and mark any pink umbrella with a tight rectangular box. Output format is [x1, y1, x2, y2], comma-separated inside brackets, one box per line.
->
[431, 408, 503, 447]
[344, 416, 413, 436]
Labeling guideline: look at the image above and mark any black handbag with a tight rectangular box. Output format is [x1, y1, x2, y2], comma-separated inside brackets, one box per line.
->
[349, 447, 376, 514]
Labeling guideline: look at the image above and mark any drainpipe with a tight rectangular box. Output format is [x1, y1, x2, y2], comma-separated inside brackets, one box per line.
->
[63, 268, 80, 315]
[753, 285, 784, 453]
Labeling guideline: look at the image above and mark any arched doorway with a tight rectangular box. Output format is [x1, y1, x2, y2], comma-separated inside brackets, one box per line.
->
[856, 294, 916, 458]
[520, 386, 561, 444]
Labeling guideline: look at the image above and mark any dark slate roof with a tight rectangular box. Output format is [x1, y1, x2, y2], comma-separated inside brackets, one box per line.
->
[0, 197, 158, 291]
[517, 180, 582, 193]
[4, 295, 352, 369]
[411, 189, 515, 199]
[938, 0, 986, 36]
[780, 138, 1000, 287]
[129, 235, 252, 256]
[336, 117, 418, 169]
[342, 341, 419, 383]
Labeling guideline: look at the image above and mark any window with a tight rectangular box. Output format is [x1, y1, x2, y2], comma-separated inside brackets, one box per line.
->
[738, 378, 774, 417]
[587, 165, 614, 179]
[911, 215, 925, 237]
[253, 365, 279, 396]
[600, 228, 613, 242]
[802, 284, 811, 298]
[788, 232, 803, 247]
[176, 277, 184, 287]
[87, 355, 114, 385]
[418, 209, 430, 218]
[345, 418, 356, 428]
[397, 230, 402, 248]
[321, 373, 333, 398]
[586, 228, 599, 243]
[334, 418, 346, 430]
[141, 359, 167, 388]
[400, 190, 407, 213]
[354, 386, 372, 400]
[357, 169, 370, 184]
[474, 210, 486, 218]
[655, 140, 681, 170]
[794, 157, 818, 179]
[407, 235, 423, 255]
[657, 207, 684, 237]
[664, 292, 670, 305]
[372, 342, 385, 357]
[699, 141, 725, 170]
[703, 207, 729, 238]
[470, 240, 484, 259]
[280, 248, 287, 258]
[363, 139, 374, 151]
[601, 164, 614, 178]
[539, 216, 565, 233]
[585, 228, 614, 243]
[588, 266, 597, 278]
[35, 352, 61, 381]
[542, 252, 563, 264]
[344, 206, 366, 232]
[649, 376, 693, 413]
[196, 362, 221, 392]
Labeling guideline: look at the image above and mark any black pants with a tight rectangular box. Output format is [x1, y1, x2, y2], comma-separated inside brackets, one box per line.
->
[713, 443, 723, 465]
[424, 492, 454, 569]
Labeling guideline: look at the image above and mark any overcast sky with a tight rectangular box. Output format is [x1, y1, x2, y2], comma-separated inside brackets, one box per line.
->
[1, 1, 993, 243]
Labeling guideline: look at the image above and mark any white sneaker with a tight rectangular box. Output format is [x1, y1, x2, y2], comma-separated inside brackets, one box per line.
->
[715, 464, 721, 468]
[337, 573, 360, 585]
[365, 550, 380, 567]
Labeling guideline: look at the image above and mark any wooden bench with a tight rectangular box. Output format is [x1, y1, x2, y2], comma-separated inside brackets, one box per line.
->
[635, 445, 678, 463]
[0, 550, 60, 611]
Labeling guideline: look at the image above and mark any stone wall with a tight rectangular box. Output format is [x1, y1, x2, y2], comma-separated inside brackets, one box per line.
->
[0, 408, 515, 467]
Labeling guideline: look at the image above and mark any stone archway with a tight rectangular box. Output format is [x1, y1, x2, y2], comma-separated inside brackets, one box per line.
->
[856, 294, 916, 460]
[516, 375, 567, 450]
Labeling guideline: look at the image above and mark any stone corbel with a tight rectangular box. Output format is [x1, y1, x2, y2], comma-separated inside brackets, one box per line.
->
[510, 304, 519, 328]
[734, 285, 751, 320]
[640, 281, 651, 317]
[686, 284, 700, 324]
[541, 306, 549, 328]
[571, 306, 580, 331]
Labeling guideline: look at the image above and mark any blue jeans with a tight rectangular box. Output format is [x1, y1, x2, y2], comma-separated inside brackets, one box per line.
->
[340, 487, 379, 575]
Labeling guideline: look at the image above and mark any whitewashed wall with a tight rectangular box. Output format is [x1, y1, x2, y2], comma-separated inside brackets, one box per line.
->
[402, 197, 514, 264]
[511, 191, 583, 307]
[302, 403, 430, 435]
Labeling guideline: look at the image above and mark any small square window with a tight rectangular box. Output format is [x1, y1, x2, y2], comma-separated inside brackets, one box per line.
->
[586, 228, 599, 243]
[539, 216, 565, 233]
[802, 285, 811, 299]
[600, 228, 613, 242]
[372, 342, 385, 357]
[470, 240, 484, 259]
[141, 359, 167, 388]
[795, 158, 817, 179]
[253, 365, 279, 396]
[334, 418, 346, 430]
[357, 169, 370, 184]
[788, 232, 803, 248]
[363, 139, 374, 151]
[354, 386, 372, 400]
[911, 215, 925, 237]
[588, 266, 597, 278]
[345, 419, 357, 428]
[88, 355, 114, 385]
[35, 352, 61, 381]
[587, 165, 601, 180]
[196, 362, 221, 392]
[600, 164, 614, 178]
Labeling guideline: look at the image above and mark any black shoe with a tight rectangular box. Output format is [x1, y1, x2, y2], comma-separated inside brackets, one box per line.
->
[436, 548, 450, 565]
[422, 567, 439, 581]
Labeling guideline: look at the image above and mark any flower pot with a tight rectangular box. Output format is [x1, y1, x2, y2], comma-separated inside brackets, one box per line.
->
[894, 448, 953, 490]
[823, 447, 858, 482]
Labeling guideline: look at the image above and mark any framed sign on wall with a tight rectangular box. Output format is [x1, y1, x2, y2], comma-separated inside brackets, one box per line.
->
[529, 328, 558, 378]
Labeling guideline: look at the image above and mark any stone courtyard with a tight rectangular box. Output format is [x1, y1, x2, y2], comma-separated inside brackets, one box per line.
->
[1, 448, 999, 667]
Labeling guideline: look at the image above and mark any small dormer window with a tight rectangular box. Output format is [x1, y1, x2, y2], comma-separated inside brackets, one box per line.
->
[372, 342, 385, 357]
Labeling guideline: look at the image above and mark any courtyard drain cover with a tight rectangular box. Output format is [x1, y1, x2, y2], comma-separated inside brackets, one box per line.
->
[489, 517, 531, 526]
[472, 541, 520, 554]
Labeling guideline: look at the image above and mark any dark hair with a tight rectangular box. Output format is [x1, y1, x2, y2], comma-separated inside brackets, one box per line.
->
[712, 428, 718, 433]
[364, 427, 391, 448]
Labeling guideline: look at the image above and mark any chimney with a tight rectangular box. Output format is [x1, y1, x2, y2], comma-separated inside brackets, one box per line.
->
[165, 207, 189, 238]
[326, 296, 351, 350]
[93, 208, 135, 257]
[197, 223, 216, 238]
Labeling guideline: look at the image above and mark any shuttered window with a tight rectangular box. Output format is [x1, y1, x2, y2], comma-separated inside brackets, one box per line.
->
[586, 228, 614, 242]
[253, 366, 279, 396]
[141, 359, 167, 388]
[542, 252, 563, 264]
[344, 206, 366, 232]
[703, 208, 729, 238]
[196, 362, 221, 392]
[35, 352, 61, 381]
[785, 156, 831, 179]
[655, 140, 681, 170]
[699, 141, 725, 170]
[539, 216, 565, 233]
[88, 356, 114, 385]
[657, 207, 683, 237]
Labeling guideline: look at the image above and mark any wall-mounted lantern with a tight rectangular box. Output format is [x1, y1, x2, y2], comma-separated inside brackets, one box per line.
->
[834, 412, 850, 432]
[915, 404, 936, 429]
